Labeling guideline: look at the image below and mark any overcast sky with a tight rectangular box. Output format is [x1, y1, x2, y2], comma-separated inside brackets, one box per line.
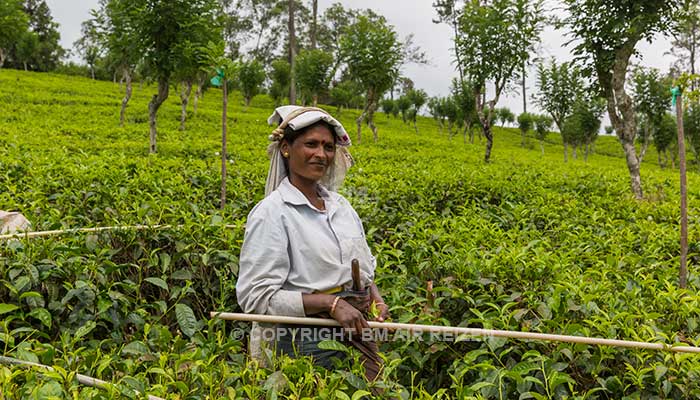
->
[47, 0, 676, 117]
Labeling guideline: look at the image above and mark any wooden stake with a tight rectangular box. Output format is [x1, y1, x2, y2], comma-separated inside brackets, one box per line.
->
[675, 90, 688, 288]
[221, 80, 228, 210]
[210, 312, 700, 354]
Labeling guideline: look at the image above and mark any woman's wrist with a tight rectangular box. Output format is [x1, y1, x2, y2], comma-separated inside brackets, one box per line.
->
[329, 296, 341, 316]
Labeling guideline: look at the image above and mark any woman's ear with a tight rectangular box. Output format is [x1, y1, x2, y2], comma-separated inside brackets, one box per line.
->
[280, 140, 290, 158]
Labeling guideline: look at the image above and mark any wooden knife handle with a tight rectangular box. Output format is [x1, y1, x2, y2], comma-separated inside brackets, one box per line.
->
[351, 258, 362, 291]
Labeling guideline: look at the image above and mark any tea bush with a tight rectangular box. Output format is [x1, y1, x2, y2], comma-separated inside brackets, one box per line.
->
[2, 69, 700, 398]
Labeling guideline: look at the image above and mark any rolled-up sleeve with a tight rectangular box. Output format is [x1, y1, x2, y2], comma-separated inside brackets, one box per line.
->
[236, 204, 305, 317]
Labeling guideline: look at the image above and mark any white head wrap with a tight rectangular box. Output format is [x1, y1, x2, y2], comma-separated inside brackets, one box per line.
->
[265, 106, 354, 196]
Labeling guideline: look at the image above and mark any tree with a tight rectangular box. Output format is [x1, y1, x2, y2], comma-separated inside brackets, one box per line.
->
[136, 0, 220, 153]
[632, 66, 672, 164]
[74, 14, 104, 79]
[269, 58, 290, 106]
[14, 0, 64, 71]
[684, 102, 700, 169]
[534, 60, 585, 162]
[397, 95, 411, 123]
[238, 59, 266, 106]
[329, 79, 362, 114]
[655, 113, 677, 168]
[0, 0, 28, 68]
[564, 0, 679, 198]
[102, 0, 142, 126]
[669, 0, 699, 87]
[295, 48, 333, 106]
[428, 96, 446, 133]
[408, 88, 428, 133]
[517, 112, 534, 147]
[433, 0, 467, 82]
[381, 98, 397, 117]
[341, 13, 404, 142]
[451, 79, 477, 143]
[496, 107, 515, 127]
[173, 7, 223, 131]
[534, 114, 553, 155]
[456, 0, 544, 162]
[562, 97, 605, 161]
[318, 3, 355, 84]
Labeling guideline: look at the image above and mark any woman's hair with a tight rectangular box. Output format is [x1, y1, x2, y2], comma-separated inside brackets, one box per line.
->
[282, 120, 338, 145]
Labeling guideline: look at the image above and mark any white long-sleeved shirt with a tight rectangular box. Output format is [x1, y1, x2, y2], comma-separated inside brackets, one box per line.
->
[236, 177, 376, 317]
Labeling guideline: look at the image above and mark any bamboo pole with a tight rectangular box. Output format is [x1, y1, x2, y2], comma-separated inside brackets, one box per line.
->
[675, 88, 688, 288]
[210, 312, 700, 354]
[0, 356, 164, 400]
[0, 224, 238, 241]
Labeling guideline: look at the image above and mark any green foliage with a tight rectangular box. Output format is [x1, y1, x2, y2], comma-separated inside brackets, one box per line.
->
[295, 48, 334, 105]
[496, 107, 515, 127]
[269, 58, 290, 106]
[0, 0, 29, 67]
[654, 113, 676, 156]
[380, 98, 397, 117]
[456, 0, 544, 160]
[13, 0, 64, 71]
[533, 114, 553, 142]
[397, 95, 411, 123]
[5, 70, 700, 398]
[534, 60, 584, 132]
[237, 59, 266, 106]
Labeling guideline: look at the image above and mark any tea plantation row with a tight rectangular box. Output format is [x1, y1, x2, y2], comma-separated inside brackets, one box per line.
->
[2, 70, 700, 399]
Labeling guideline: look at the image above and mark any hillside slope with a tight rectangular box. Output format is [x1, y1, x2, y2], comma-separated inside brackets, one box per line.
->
[2, 70, 700, 398]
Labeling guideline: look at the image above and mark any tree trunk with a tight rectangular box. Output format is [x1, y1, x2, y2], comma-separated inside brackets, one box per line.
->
[483, 122, 493, 162]
[356, 100, 371, 144]
[221, 80, 228, 210]
[414, 119, 419, 134]
[288, 0, 297, 105]
[447, 121, 454, 138]
[312, 94, 318, 107]
[604, 40, 643, 199]
[522, 61, 527, 114]
[194, 76, 204, 115]
[572, 145, 577, 159]
[369, 99, 378, 142]
[585, 142, 590, 162]
[23, 62, 27, 71]
[120, 69, 132, 127]
[638, 122, 651, 164]
[540, 140, 544, 156]
[437, 119, 444, 134]
[658, 150, 664, 169]
[563, 142, 568, 162]
[148, 78, 169, 154]
[90, 67, 95, 80]
[0, 49, 5, 68]
[620, 138, 643, 199]
[311, 0, 318, 50]
[180, 80, 193, 131]
[469, 126, 475, 144]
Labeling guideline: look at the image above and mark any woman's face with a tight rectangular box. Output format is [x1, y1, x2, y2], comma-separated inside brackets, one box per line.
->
[282, 124, 336, 184]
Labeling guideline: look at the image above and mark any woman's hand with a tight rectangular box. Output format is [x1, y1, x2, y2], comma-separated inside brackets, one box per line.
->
[369, 283, 390, 322]
[332, 298, 370, 338]
[373, 302, 390, 322]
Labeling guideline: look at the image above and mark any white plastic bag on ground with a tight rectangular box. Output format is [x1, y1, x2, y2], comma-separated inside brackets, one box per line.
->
[0, 211, 31, 234]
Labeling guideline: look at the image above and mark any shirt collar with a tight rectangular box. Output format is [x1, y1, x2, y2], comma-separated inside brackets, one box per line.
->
[277, 177, 335, 212]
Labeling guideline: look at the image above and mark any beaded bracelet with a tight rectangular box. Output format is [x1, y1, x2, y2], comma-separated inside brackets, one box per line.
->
[330, 296, 341, 316]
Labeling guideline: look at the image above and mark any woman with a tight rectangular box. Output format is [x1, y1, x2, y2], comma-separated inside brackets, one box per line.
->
[236, 106, 390, 380]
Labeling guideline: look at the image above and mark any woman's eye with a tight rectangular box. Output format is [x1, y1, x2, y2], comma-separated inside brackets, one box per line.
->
[325, 145, 335, 152]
